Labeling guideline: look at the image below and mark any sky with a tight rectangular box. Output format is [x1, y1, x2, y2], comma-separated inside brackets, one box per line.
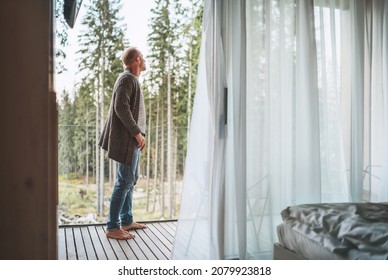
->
[55, 0, 155, 95]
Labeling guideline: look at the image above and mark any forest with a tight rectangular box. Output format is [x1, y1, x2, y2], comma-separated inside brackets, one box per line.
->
[56, 0, 203, 224]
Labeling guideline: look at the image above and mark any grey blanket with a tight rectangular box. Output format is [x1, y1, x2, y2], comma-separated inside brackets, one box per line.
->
[281, 202, 388, 259]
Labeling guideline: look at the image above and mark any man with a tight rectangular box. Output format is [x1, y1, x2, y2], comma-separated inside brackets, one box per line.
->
[99, 47, 147, 240]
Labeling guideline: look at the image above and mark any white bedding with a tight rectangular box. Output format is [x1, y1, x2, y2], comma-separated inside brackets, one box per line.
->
[278, 202, 388, 259]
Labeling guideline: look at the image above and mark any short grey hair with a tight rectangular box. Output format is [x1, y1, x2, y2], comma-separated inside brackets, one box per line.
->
[121, 47, 140, 66]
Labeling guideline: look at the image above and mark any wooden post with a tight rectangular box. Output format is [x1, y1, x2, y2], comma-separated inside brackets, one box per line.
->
[0, 0, 57, 259]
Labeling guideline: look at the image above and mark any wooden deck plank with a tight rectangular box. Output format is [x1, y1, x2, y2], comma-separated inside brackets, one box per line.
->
[142, 226, 172, 259]
[80, 227, 98, 260]
[152, 222, 174, 243]
[73, 227, 87, 260]
[57, 227, 67, 260]
[131, 229, 158, 260]
[65, 228, 77, 260]
[125, 237, 148, 260]
[102, 226, 128, 260]
[109, 239, 129, 260]
[147, 223, 173, 251]
[94, 225, 118, 260]
[152, 223, 174, 243]
[161, 222, 176, 236]
[117, 239, 138, 260]
[87, 226, 108, 260]
[58, 221, 177, 260]
[136, 229, 168, 260]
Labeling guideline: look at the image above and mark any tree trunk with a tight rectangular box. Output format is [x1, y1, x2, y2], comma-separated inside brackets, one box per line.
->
[152, 102, 159, 213]
[146, 102, 152, 212]
[160, 94, 165, 218]
[92, 140, 96, 184]
[187, 42, 193, 139]
[167, 54, 173, 219]
[172, 129, 178, 217]
[95, 84, 100, 214]
[86, 110, 89, 187]
[98, 47, 105, 217]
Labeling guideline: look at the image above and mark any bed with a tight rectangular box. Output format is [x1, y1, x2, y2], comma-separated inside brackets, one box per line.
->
[274, 202, 388, 260]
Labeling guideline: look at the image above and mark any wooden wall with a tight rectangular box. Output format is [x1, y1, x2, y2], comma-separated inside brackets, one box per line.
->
[0, 0, 57, 259]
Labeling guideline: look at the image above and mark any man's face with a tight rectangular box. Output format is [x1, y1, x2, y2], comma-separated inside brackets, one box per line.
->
[138, 52, 146, 71]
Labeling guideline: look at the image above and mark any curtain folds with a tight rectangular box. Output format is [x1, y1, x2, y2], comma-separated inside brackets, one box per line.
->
[171, 0, 226, 260]
[346, 0, 388, 202]
[383, 0, 388, 199]
[172, 0, 388, 260]
[223, 0, 248, 260]
[349, 0, 366, 201]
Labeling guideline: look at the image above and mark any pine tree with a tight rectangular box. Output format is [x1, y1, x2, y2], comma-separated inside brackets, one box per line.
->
[147, 0, 175, 218]
[184, 0, 203, 140]
[58, 90, 76, 178]
[55, 0, 69, 74]
[145, 0, 203, 218]
[73, 80, 96, 185]
[176, 0, 203, 176]
[56, 0, 204, 222]
[77, 0, 128, 217]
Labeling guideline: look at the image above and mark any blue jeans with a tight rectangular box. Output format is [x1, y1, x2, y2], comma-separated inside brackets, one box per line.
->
[106, 148, 140, 231]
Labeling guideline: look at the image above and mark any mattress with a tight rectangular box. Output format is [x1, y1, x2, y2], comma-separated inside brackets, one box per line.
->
[277, 202, 388, 260]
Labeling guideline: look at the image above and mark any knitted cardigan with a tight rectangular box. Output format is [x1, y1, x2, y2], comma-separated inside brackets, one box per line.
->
[99, 70, 143, 165]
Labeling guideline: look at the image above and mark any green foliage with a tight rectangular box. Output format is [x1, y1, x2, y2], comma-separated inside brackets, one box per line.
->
[58, 0, 204, 222]
[55, 0, 69, 74]
[58, 90, 76, 176]
[143, 0, 204, 176]
[73, 81, 96, 175]
[57, 0, 129, 180]
[59, 177, 170, 221]
[77, 0, 127, 96]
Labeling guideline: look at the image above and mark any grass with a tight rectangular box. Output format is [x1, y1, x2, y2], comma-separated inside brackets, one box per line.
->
[58, 175, 180, 225]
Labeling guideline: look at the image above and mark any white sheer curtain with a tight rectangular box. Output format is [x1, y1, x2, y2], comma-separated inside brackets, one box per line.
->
[314, 0, 388, 202]
[361, 0, 388, 201]
[172, 0, 227, 259]
[244, 0, 325, 259]
[172, 0, 388, 260]
[383, 0, 388, 200]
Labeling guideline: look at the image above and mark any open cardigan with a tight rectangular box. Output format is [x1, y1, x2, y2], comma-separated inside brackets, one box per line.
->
[99, 70, 144, 165]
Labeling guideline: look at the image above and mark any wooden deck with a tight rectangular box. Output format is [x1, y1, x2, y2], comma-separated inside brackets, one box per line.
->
[58, 221, 177, 260]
